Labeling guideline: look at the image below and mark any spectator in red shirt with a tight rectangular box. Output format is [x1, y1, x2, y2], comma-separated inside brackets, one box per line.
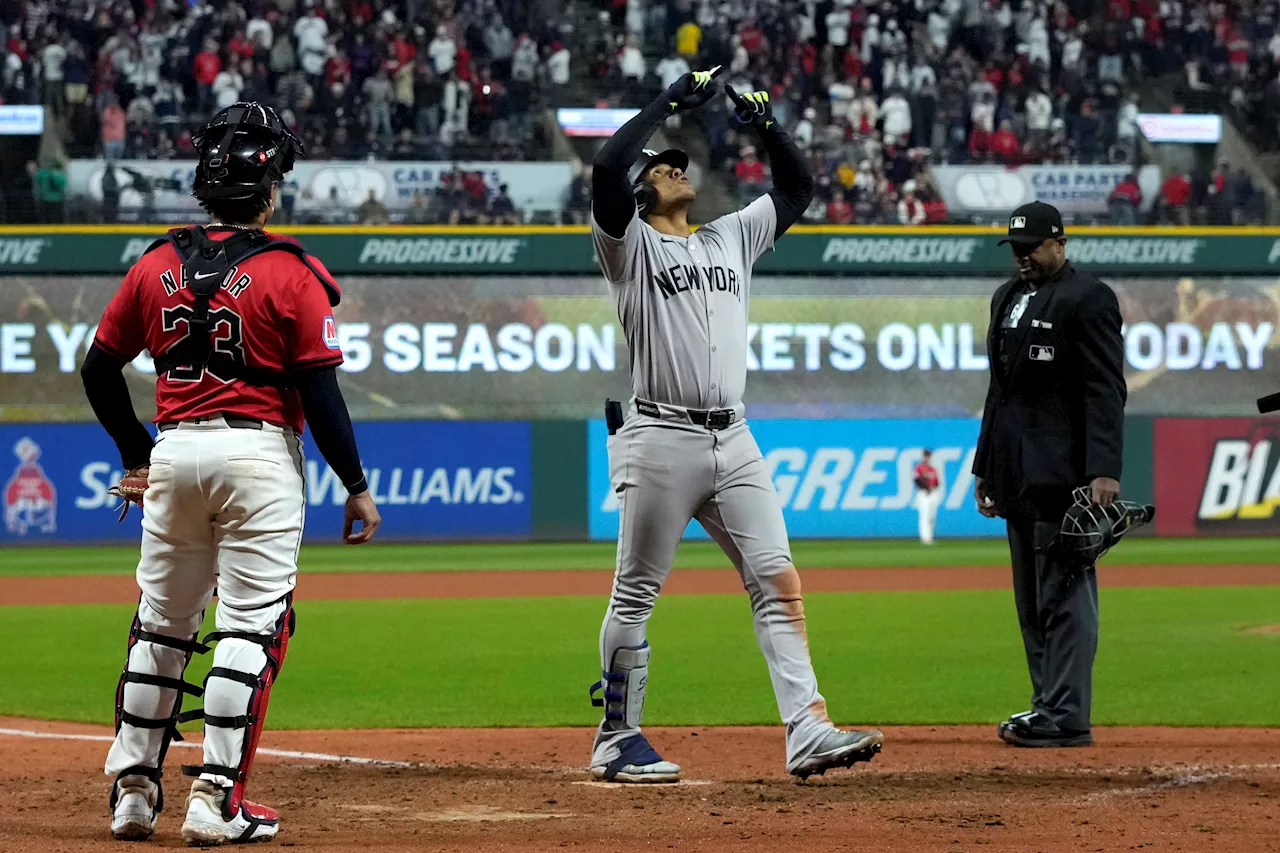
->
[991, 120, 1021, 162]
[228, 28, 256, 60]
[735, 144, 768, 203]
[738, 19, 766, 53]
[896, 183, 926, 225]
[827, 189, 854, 224]
[193, 39, 222, 113]
[1108, 172, 1143, 224]
[968, 126, 992, 161]
[1228, 27, 1250, 79]
[1161, 172, 1191, 224]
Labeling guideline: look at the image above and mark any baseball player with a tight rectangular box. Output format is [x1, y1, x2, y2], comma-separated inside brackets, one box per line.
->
[80, 102, 380, 845]
[587, 67, 884, 782]
[913, 449, 942, 545]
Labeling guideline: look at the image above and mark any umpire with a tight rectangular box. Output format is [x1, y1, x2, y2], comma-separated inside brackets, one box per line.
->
[973, 201, 1127, 748]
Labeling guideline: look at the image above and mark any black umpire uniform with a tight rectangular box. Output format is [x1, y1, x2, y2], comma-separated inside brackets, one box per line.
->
[973, 202, 1127, 747]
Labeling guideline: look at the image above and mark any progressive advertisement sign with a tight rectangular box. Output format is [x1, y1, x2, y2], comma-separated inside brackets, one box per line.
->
[0, 421, 530, 544]
[1153, 417, 1280, 536]
[587, 418, 1006, 540]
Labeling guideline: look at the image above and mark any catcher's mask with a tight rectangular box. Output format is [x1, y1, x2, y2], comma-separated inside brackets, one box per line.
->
[1037, 487, 1155, 564]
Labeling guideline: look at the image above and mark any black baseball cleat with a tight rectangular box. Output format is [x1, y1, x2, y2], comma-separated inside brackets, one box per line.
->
[998, 715, 1093, 748]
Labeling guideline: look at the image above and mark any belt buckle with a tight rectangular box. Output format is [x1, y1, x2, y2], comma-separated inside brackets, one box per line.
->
[706, 409, 734, 430]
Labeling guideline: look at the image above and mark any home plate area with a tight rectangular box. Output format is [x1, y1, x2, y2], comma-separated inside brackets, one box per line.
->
[1, 720, 1277, 852]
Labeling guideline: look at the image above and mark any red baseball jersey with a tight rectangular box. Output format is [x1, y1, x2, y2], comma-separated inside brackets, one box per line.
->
[914, 462, 939, 490]
[93, 228, 344, 432]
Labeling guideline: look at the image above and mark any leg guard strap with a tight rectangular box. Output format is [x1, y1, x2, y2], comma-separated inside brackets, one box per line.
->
[132, 626, 211, 655]
[109, 764, 165, 812]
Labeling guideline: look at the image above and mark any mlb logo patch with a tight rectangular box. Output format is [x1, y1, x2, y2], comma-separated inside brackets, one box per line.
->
[323, 316, 340, 350]
[1029, 345, 1055, 362]
[1010, 215, 1027, 230]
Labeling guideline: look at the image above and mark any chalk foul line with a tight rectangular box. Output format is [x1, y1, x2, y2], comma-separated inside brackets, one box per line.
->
[0, 727, 412, 768]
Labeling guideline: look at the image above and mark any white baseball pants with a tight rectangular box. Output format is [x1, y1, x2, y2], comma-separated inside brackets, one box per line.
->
[105, 417, 305, 786]
[915, 488, 942, 544]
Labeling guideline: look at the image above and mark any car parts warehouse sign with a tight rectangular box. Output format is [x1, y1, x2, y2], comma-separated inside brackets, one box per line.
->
[12, 228, 1280, 274]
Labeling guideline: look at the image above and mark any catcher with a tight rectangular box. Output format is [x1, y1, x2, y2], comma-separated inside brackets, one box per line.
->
[81, 102, 380, 846]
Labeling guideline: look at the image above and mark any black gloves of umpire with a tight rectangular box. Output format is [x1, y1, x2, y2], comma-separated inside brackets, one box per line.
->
[663, 66, 724, 114]
[725, 85, 776, 130]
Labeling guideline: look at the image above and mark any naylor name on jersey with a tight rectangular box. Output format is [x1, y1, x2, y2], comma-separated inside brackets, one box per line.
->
[158, 267, 253, 299]
[654, 263, 742, 302]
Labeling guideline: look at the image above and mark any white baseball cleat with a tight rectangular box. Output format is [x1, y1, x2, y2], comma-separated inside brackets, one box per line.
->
[789, 727, 884, 780]
[111, 774, 159, 841]
[180, 780, 279, 846]
[590, 734, 683, 783]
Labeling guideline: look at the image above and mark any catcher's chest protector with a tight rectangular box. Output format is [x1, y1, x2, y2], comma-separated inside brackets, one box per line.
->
[147, 226, 339, 387]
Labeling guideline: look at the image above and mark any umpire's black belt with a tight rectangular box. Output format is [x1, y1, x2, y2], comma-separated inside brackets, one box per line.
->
[636, 398, 737, 431]
[158, 414, 264, 432]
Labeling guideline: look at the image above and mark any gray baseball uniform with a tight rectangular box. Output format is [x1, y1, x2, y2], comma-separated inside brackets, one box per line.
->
[590, 195, 837, 772]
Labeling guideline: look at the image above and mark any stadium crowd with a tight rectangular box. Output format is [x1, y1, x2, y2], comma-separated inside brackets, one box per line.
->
[0, 0, 1271, 225]
[1, 0, 566, 163]
[594, 0, 1269, 225]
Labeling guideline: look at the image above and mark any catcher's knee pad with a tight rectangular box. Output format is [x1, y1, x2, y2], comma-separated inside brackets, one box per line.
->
[590, 643, 650, 730]
[110, 609, 210, 813]
[182, 597, 295, 819]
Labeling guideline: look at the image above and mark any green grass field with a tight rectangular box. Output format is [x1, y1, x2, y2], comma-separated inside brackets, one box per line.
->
[0, 536, 1276, 577]
[1, 539, 1277, 729]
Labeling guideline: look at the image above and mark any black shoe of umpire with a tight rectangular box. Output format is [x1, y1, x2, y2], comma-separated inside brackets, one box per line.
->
[997, 712, 1093, 748]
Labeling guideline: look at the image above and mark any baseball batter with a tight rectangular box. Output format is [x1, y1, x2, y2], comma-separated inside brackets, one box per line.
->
[587, 68, 884, 782]
[82, 103, 380, 845]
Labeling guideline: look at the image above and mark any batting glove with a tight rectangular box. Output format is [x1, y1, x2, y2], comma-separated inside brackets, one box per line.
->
[725, 85, 775, 130]
[663, 66, 724, 113]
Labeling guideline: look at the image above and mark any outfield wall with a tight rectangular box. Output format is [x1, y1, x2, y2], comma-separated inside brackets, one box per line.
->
[5, 415, 1274, 545]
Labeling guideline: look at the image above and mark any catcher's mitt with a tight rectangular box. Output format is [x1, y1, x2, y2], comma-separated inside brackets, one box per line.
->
[108, 466, 149, 522]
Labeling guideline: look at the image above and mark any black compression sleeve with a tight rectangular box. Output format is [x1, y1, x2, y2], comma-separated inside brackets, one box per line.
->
[758, 123, 814, 239]
[81, 343, 154, 470]
[296, 367, 368, 496]
[591, 98, 673, 238]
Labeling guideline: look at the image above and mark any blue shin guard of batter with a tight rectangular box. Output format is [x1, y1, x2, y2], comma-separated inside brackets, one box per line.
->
[590, 643, 650, 731]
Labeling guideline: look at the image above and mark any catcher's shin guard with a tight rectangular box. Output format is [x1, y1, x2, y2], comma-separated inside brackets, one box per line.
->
[182, 600, 295, 818]
[109, 610, 210, 814]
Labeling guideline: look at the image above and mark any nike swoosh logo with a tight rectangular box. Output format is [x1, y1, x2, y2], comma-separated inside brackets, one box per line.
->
[192, 271, 220, 280]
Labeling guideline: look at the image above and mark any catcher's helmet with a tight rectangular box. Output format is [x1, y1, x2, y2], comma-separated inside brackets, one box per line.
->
[630, 148, 689, 217]
[1038, 487, 1155, 564]
[192, 102, 303, 203]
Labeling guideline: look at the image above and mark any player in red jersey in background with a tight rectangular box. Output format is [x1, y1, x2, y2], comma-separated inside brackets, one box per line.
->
[81, 102, 380, 847]
[914, 449, 942, 545]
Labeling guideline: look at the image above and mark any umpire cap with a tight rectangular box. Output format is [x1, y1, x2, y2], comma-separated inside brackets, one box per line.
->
[998, 201, 1066, 246]
[630, 148, 689, 186]
[192, 102, 304, 202]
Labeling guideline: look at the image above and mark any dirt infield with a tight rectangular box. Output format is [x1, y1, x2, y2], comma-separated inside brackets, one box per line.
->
[1, 717, 1277, 852]
[2, 562, 1277, 606]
